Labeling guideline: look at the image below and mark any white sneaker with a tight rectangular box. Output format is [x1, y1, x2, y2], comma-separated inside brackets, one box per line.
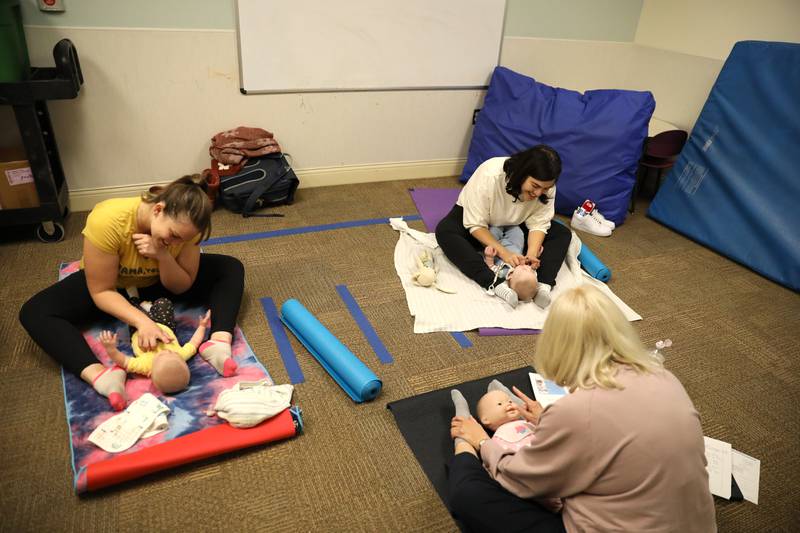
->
[571, 209, 613, 237]
[590, 209, 615, 229]
[578, 199, 615, 229]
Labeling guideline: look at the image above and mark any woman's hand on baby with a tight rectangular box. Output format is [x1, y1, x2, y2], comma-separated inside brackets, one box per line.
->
[525, 255, 541, 269]
[198, 310, 211, 328]
[499, 250, 527, 267]
[524, 246, 543, 269]
[132, 233, 166, 259]
[136, 318, 173, 351]
[512, 386, 544, 425]
[99, 330, 118, 351]
[450, 416, 490, 449]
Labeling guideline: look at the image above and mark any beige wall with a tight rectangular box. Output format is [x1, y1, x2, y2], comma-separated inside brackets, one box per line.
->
[23, 26, 480, 206]
[500, 37, 721, 131]
[15, 1, 800, 210]
[635, 0, 800, 60]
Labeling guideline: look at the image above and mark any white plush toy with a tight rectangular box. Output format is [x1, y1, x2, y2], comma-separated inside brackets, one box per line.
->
[412, 250, 437, 287]
[412, 250, 456, 293]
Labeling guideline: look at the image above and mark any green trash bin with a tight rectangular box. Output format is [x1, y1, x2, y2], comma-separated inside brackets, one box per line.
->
[0, 0, 30, 82]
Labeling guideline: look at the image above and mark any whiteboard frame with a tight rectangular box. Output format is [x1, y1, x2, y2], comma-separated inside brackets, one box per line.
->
[235, 0, 507, 94]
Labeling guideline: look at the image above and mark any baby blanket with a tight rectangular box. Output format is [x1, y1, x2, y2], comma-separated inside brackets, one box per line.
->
[391, 220, 640, 333]
[58, 261, 300, 492]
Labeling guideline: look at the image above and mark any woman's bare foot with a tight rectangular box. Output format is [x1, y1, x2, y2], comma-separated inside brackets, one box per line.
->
[483, 246, 497, 268]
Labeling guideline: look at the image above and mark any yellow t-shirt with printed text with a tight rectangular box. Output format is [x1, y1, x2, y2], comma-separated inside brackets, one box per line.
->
[81, 197, 197, 288]
[128, 323, 197, 376]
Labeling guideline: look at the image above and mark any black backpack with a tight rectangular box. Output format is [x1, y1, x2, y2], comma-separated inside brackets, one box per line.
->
[218, 153, 299, 217]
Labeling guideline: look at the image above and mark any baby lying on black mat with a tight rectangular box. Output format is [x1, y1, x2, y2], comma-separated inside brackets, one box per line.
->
[451, 380, 562, 513]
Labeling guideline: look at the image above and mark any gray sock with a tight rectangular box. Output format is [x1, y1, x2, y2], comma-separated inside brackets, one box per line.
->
[451, 389, 471, 446]
[487, 379, 524, 407]
[534, 283, 552, 309]
[493, 281, 519, 308]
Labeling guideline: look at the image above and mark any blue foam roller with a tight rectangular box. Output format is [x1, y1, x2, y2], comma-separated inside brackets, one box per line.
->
[577, 244, 611, 282]
[280, 299, 382, 402]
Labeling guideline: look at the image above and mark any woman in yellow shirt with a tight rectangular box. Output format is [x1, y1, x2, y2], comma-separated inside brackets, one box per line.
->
[19, 175, 244, 410]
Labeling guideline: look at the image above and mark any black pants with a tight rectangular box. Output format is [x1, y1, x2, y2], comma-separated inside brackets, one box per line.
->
[435, 205, 572, 290]
[448, 453, 566, 533]
[128, 297, 177, 338]
[19, 253, 244, 377]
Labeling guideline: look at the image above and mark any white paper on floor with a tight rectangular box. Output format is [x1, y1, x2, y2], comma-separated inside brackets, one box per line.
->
[391, 219, 641, 333]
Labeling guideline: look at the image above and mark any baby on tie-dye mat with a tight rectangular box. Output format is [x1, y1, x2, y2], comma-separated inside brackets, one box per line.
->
[58, 262, 301, 493]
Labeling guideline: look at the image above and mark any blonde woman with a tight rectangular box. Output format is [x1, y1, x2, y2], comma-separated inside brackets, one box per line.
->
[449, 285, 716, 532]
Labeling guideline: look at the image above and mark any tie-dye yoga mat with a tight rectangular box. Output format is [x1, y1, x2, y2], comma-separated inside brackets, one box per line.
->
[58, 261, 301, 493]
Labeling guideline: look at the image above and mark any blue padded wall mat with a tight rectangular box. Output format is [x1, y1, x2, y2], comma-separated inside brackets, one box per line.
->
[648, 41, 800, 292]
[460, 67, 654, 226]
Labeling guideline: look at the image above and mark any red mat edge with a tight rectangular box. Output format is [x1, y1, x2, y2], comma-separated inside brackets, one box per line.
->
[80, 408, 297, 492]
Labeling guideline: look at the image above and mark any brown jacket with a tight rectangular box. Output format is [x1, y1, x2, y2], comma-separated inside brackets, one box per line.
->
[210, 126, 281, 165]
[480, 366, 716, 532]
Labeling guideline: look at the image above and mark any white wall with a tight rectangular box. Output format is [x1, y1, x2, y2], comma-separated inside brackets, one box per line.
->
[635, 0, 800, 60]
[500, 37, 721, 131]
[501, 0, 799, 133]
[24, 26, 481, 208]
[12, 1, 799, 212]
[13, 0, 648, 212]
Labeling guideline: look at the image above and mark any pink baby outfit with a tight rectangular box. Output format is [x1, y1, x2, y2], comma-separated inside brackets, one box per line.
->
[491, 419, 536, 452]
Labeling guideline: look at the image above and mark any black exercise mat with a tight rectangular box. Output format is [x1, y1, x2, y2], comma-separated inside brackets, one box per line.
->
[387, 366, 535, 505]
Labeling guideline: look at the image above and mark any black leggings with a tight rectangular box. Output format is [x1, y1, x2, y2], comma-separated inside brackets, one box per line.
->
[448, 453, 566, 533]
[19, 253, 244, 377]
[435, 205, 572, 290]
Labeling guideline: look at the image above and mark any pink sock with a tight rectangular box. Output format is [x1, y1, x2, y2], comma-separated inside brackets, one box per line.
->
[199, 340, 237, 377]
[92, 366, 127, 411]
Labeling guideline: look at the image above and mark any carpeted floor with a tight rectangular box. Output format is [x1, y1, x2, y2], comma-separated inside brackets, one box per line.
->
[1, 176, 798, 532]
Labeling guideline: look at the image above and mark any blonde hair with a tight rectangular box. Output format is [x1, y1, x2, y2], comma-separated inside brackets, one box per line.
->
[142, 174, 212, 241]
[534, 285, 663, 390]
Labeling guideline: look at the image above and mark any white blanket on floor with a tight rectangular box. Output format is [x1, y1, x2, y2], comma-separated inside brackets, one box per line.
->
[390, 218, 641, 333]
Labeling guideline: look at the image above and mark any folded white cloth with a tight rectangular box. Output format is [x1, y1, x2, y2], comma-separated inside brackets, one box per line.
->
[89, 393, 170, 453]
[389, 217, 439, 249]
[209, 381, 294, 428]
[392, 224, 641, 333]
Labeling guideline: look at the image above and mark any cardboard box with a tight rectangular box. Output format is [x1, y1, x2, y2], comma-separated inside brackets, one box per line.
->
[0, 148, 40, 210]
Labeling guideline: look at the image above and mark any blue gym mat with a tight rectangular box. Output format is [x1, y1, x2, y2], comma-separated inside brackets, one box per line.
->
[648, 41, 800, 292]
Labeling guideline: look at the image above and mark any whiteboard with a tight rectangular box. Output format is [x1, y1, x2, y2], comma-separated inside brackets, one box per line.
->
[236, 0, 507, 93]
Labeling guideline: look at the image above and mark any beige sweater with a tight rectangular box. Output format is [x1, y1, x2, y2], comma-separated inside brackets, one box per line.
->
[457, 157, 556, 235]
[480, 367, 716, 533]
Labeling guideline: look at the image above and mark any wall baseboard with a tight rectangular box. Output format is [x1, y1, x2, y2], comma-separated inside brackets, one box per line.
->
[69, 158, 466, 212]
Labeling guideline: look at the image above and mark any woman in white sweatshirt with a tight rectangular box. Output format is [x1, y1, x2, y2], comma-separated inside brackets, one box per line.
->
[449, 285, 716, 533]
[435, 145, 572, 309]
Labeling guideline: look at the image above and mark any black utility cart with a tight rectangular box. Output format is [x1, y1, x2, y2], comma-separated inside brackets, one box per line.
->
[0, 39, 82, 242]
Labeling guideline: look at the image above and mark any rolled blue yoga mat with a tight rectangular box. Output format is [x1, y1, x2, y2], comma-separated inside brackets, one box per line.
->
[577, 243, 611, 282]
[280, 299, 382, 402]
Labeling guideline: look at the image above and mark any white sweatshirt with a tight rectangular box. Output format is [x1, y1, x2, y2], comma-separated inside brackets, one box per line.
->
[457, 157, 556, 235]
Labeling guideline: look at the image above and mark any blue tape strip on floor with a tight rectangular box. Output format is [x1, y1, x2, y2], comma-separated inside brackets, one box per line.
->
[259, 297, 305, 384]
[203, 215, 422, 246]
[335, 284, 394, 364]
[451, 332, 473, 348]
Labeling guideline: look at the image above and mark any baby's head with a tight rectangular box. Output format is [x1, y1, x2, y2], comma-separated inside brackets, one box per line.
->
[151, 350, 190, 394]
[476, 390, 523, 431]
[508, 265, 539, 302]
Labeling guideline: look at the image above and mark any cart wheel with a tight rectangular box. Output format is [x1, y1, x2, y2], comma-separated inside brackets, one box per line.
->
[36, 221, 65, 243]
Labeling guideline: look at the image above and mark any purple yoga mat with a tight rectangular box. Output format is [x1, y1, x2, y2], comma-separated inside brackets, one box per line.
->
[409, 187, 542, 337]
[478, 328, 541, 336]
[408, 188, 461, 231]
